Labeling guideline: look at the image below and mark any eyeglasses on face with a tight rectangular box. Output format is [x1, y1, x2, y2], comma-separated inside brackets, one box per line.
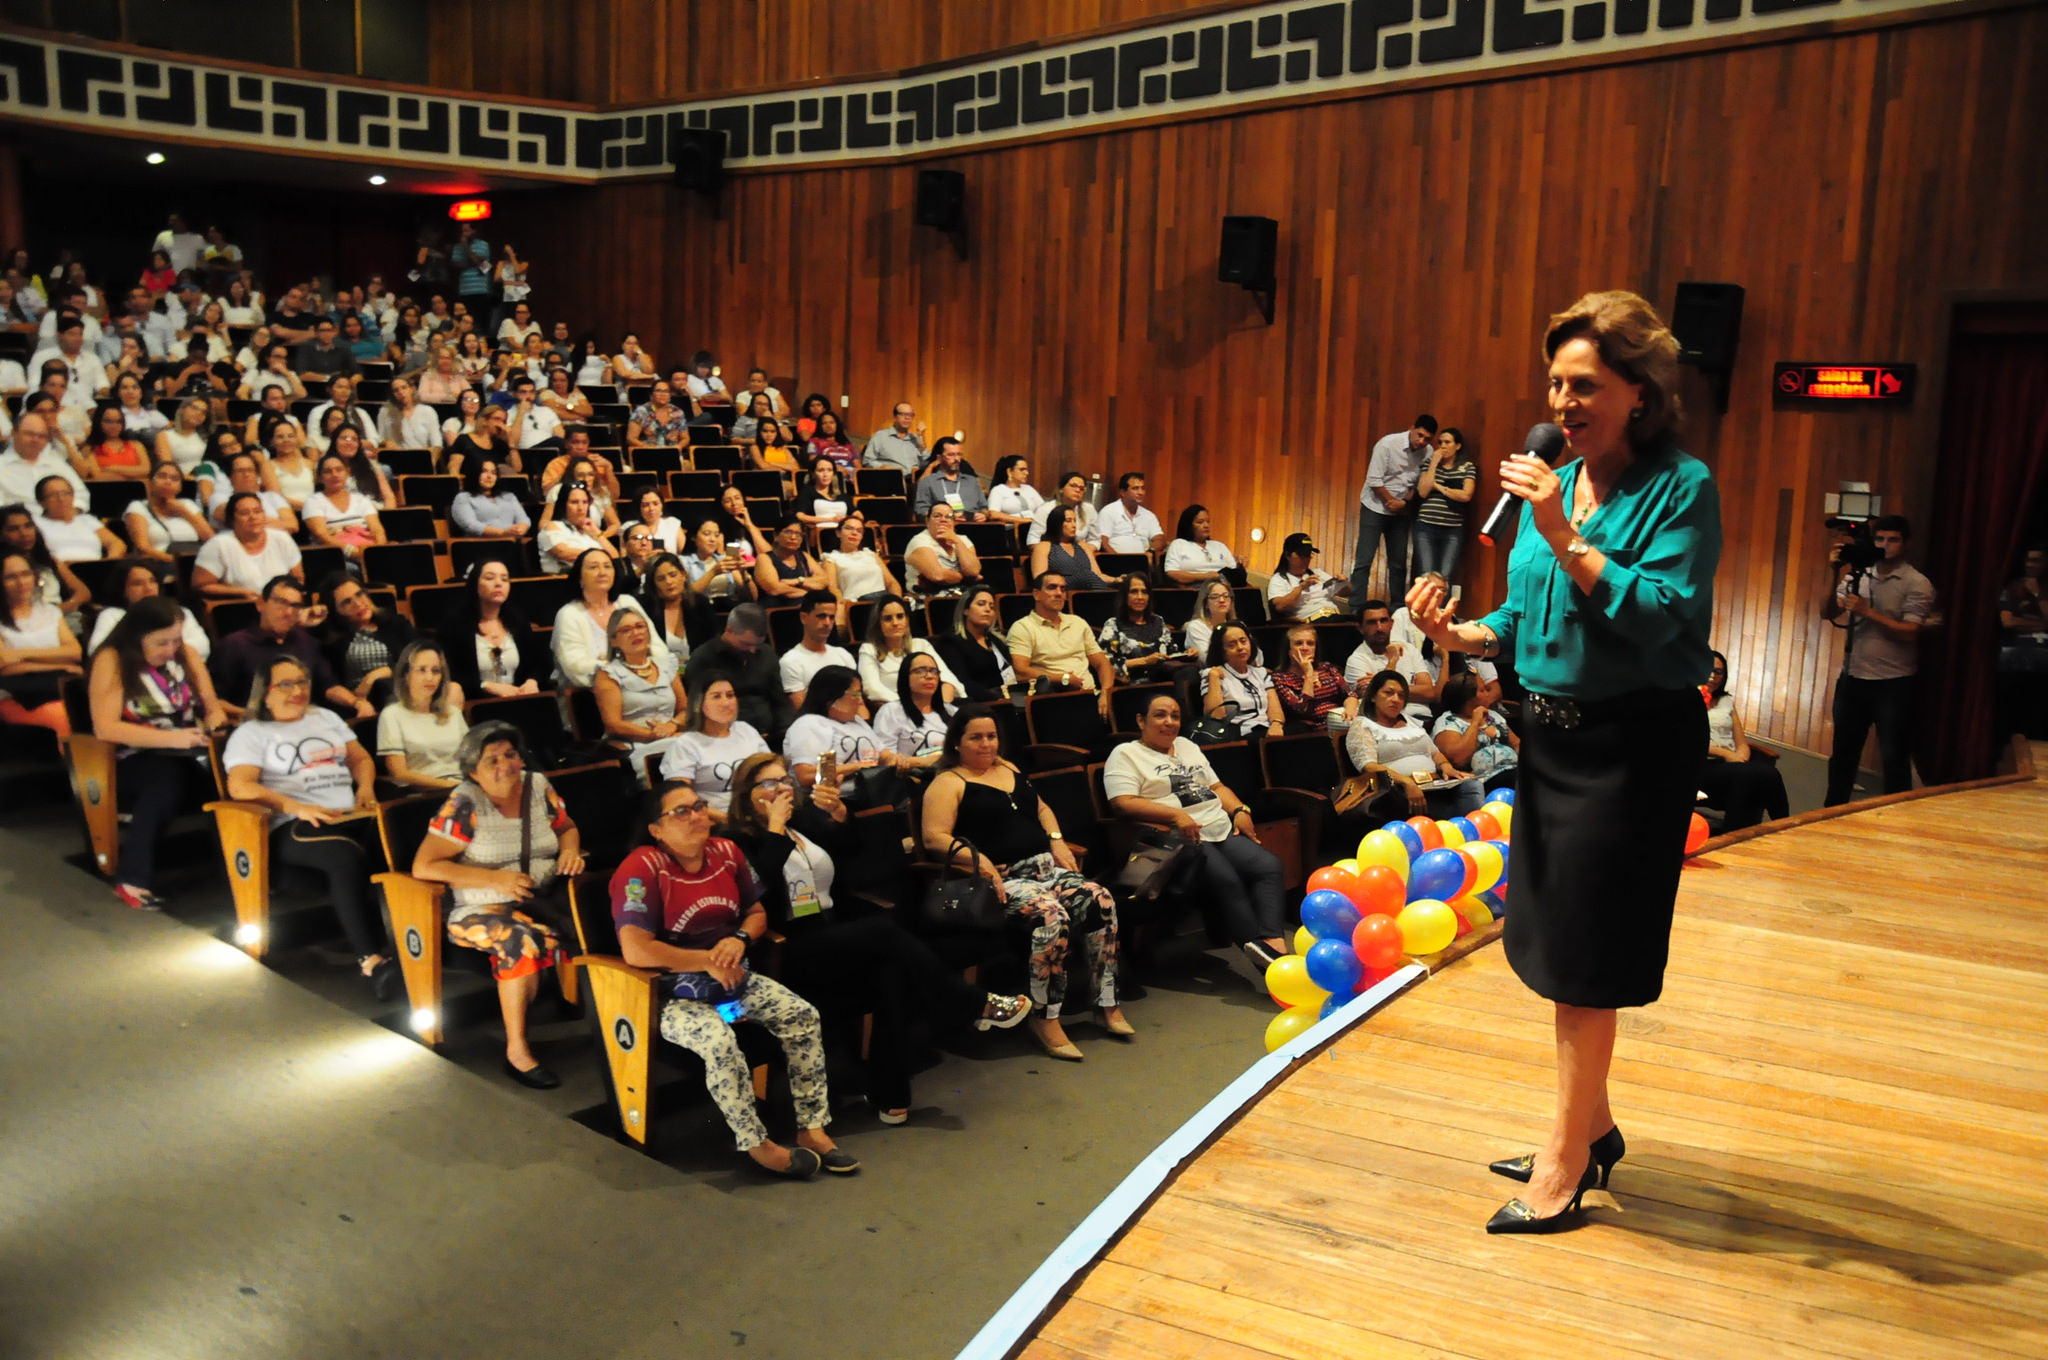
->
[660, 799, 710, 819]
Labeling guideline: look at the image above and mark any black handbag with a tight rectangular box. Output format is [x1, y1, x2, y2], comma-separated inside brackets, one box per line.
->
[1114, 824, 1192, 901]
[920, 837, 1007, 934]
[1189, 712, 1238, 745]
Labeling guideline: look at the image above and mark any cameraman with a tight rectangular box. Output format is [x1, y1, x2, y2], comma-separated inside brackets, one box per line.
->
[1822, 514, 1935, 804]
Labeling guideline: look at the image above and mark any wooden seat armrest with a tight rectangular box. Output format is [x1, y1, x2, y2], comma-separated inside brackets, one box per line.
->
[1023, 742, 1089, 770]
[571, 953, 660, 984]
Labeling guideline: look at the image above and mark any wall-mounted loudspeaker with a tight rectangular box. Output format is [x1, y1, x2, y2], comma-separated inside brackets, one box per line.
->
[672, 129, 726, 195]
[915, 170, 967, 233]
[1218, 216, 1278, 287]
[1670, 281, 1744, 413]
[1671, 282, 1745, 370]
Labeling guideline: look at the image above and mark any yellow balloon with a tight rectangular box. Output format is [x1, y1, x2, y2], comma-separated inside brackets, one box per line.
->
[1465, 841, 1504, 893]
[1451, 895, 1494, 929]
[1481, 803, 1513, 838]
[1436, 820, 1468, 849]
[1265, 1006, 1319, 1052]
[1293, 925, 1317, 956]
[1355, 829, 1411, 883]
[1397, 900, 1459, 955]
[1265, 954, 1330, 1009]
[1332, 857, 1362, 875]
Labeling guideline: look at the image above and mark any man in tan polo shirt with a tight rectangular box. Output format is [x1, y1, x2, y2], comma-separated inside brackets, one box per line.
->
[1008, 571, 1115, 720]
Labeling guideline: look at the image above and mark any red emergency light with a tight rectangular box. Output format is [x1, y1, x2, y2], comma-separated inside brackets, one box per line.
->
[447, 199, 493, 222]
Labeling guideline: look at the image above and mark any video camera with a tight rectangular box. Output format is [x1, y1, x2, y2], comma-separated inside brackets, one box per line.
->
[1824, 481, 1885, 572]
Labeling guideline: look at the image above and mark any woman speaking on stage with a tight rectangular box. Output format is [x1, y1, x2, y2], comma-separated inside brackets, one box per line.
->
[1406, 290, 1721, 1234]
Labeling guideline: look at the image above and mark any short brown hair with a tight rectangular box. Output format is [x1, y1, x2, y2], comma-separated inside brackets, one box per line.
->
[1542, 290, 1682, 454]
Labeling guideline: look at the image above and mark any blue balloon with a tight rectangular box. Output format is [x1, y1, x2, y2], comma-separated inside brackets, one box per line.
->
[1480, 885, 1507, 913]
[1319, 992, 1350, 1021]
[1385, 820, 1425, 861]
[1300, 889, 1363, 940]
[1490, 788, 1515, 806]
[1304, 939, 1363, 994]
[1408, 847, 1467, 903]
[1489, 840, 1511, 877]
[1450, 816, 1480, 844]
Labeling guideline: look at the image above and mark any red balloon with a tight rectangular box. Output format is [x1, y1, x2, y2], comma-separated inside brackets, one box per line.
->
[1468, 809, 1501, 841]
[1350, 864, 1407, 917]
[1406, 816, 1444, 851]
[1358, 961, 1399, 989]
[1307, 865, 1365, 907]
[1451, 906, 1473, 937]
[1452, 849, 1478, 901]
[1352, 914, 1406, 972]
[1685, 813, 1710, 856]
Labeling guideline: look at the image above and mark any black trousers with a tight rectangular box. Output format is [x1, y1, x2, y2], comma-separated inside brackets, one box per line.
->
[1699, 757, 1789, 830]
[1825, 674, 1915, 805]
[119, 750, 214, 891]
[778, 914, 985, 1112]
[270, 818, 388, 959]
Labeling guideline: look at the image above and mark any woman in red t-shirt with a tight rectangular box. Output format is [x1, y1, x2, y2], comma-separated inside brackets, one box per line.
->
[609, 779, 862, 1180]
[86, 404, 155, 481]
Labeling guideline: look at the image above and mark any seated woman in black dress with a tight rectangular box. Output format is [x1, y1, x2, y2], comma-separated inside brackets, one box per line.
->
[723, 752, 1028, 1125]
[931, 584, 1016, 702]
[920, 704, 1130, 1062]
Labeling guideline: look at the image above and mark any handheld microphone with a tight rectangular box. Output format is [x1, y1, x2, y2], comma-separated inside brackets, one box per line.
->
[1476, 422, 1567, 547]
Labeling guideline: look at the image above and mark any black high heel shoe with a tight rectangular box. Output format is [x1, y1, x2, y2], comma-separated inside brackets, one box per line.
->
[1490, 1125, 1625, 1189]
[1486, 1157, 1601, 1234]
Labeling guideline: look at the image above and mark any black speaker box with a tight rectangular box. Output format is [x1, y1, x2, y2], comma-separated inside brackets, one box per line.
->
[1671, 282, 1744, 370]
[672, 128, 726, 194]
[915, 169, 967, 232]
[1218, 216, 1277, 287]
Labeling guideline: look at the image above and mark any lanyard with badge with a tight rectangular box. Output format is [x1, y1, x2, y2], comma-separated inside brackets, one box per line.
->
[787, 831, 826, 920]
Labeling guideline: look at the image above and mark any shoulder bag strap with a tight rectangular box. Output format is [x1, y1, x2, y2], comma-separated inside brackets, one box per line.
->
[518, 772, 534, 877]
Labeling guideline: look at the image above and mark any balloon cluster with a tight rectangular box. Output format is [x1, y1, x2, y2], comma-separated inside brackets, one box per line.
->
[1263, 792, 1516, 1051]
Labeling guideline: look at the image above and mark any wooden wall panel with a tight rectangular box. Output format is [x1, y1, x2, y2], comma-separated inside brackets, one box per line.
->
[600, 0, 1223, 102]
[425, 0, 606, 103]
[493, 7, 2048, 754]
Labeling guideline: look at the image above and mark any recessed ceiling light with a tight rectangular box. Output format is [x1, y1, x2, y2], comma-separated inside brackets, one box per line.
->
[368, 174, 387, 186]
[145, 152, 165, 165]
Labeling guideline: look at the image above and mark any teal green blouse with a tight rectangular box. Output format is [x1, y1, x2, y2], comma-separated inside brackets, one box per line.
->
[1474, 447, 1721, 701]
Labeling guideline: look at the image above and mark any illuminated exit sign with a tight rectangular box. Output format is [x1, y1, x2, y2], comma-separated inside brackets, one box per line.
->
[1773, 362, 1915, 403]
[447, 199, 493, 221]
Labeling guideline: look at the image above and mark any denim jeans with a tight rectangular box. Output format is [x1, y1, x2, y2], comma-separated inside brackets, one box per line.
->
[1411, 523, 1465, 583]
[1350, 505, 1411, 607]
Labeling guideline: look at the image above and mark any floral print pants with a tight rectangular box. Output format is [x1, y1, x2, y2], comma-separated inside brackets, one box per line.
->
[1002, 852, 1119, 1019]
[660, 973, 830, 1151]
[446, 904, 563, 982]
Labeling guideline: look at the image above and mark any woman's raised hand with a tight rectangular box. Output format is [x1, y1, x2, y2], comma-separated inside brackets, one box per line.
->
[1405, 577, 1457, 647]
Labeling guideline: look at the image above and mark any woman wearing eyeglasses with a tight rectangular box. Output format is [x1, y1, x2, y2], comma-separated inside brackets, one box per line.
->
[724, 753, 1028, 1126]
[609, 778, 861, 1180]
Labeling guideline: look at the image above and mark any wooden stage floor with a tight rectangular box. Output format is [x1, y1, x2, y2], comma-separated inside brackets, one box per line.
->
[1017, 773, 2048, 1360]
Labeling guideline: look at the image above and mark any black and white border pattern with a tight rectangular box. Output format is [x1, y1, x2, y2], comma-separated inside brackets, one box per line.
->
[0, 0, 1974, 179]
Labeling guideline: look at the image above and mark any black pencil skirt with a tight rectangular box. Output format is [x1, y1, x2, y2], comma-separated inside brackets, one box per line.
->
[1502, 688, 1707, 1009]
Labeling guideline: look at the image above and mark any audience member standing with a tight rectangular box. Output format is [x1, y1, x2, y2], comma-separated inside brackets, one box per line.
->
[1822, 515, 1934, 803]
[1412, 427, 1477, 581]
[1349, 413, 1436, 607]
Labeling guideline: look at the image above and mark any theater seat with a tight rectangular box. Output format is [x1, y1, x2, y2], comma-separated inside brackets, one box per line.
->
[370, 792, 580, 1049]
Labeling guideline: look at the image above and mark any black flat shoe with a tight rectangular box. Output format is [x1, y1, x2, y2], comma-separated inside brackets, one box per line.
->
[750, 1147, 821, 1179]
[365, 957, 402, 1002]
[502, 1058, 561, 1090]
[1486, 1158, 1601, 1235]
[813, 1147, 862, 1175]
[1490, 1125, 1625, 1188]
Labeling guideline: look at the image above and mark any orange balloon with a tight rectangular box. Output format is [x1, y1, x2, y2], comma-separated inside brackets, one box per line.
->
[1350, 864, 1407, 917]
[1468, 809, 1501, 841]
[1406, 816, 1444, 851]
[1352, 914, 1406, 972]
[1685, 813, 1710, 856]
[1307, 865, 1366, 908]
